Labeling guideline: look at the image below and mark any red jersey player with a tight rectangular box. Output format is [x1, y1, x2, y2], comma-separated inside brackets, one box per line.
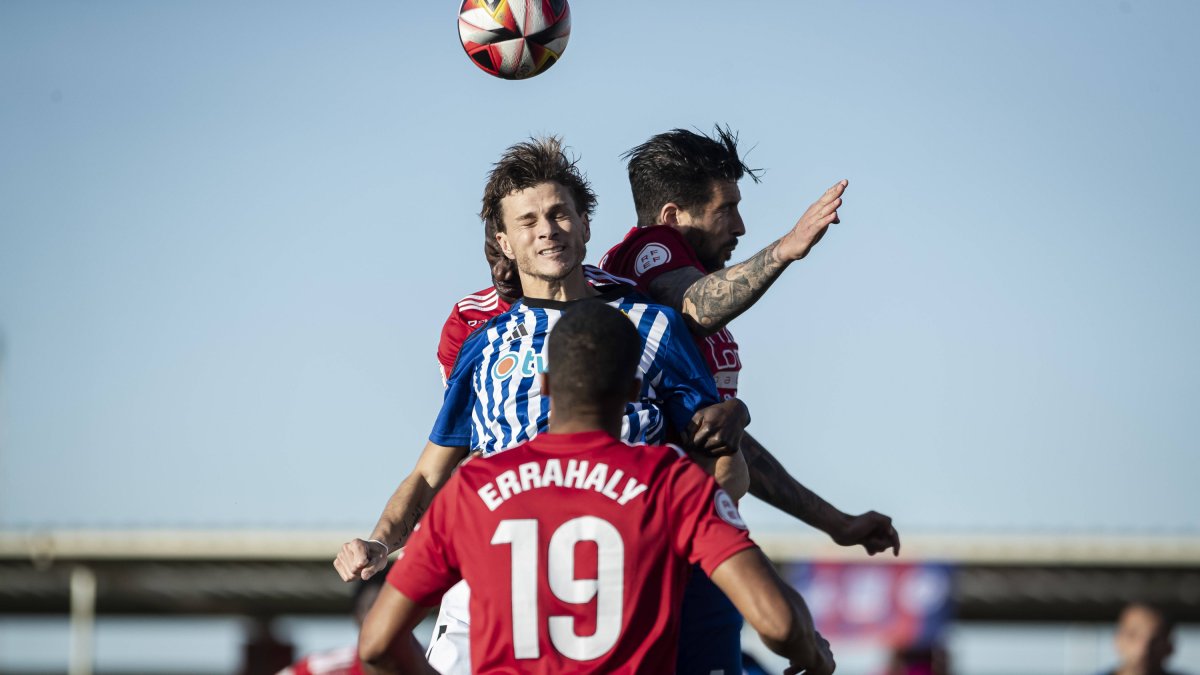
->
[601, 126, 901, 558]
[359, 302, 834, 675]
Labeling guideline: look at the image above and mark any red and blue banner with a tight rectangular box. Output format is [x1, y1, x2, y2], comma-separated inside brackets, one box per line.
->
[783, 562, 955, 646]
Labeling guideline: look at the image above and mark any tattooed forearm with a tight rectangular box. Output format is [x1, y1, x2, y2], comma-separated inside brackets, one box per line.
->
[680, 241, 790, 335]
[391, 501, 427, 549]
[372, 460, 452, 551]
[741, 432, 846, 533]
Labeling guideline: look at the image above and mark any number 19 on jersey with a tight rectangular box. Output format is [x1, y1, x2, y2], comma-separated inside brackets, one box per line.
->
[491, 516, 625, 661]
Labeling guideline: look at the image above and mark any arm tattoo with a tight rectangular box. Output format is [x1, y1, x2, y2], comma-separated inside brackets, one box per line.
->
[680, 241, 790, 334]
[742, 433, 840, 531]
[393, 501, 427, 549]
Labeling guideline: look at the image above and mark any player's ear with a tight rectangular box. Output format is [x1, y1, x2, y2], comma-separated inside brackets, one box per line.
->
[659, 202, 682, 227]
[541, 372, 552, 398]
[496, 230, 516, 260]
[627, 377, 641, 403]
[581, 213, 591, 243]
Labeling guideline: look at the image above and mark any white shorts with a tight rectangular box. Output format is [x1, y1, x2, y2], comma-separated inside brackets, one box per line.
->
[425, 579, 471, 675]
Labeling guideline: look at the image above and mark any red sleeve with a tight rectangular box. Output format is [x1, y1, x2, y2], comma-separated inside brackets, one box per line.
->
[666, 456, 756, 577]
[386, 477, 464, 606]
[601, 226, 705, 291]
[437, 305, 472, 387]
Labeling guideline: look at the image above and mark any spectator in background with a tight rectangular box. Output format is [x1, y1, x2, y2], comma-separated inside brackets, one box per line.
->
[1105, 602, 1186, 675]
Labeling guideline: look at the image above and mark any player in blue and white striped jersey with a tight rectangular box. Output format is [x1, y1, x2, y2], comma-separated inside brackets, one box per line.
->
[432, 285, 716, 456]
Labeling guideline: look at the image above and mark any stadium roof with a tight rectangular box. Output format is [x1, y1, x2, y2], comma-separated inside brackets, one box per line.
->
[3, 529, 1199, 623]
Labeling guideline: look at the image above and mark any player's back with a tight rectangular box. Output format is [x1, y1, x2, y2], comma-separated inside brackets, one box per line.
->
[444, 430, 753, 673]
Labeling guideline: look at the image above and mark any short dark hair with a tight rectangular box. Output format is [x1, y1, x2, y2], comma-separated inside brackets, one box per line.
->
[547, 302, 642, 411]
[623, 125, 762, 227]
[480, 136, 598, 236]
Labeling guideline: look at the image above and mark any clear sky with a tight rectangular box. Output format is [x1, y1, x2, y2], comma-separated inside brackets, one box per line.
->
[1, 0, 1197, 536]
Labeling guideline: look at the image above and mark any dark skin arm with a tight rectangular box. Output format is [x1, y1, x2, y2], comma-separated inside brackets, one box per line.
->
[741, 433, 899, 555]
[710, 547, 835, 675]
[358, 585, 440, 675]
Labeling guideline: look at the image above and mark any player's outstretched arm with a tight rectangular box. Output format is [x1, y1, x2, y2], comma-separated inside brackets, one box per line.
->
[741, 432, 899, 556]
[333, 441, 468, 582]
[648, 180, 848, 336]
[710, 547, 835, 675]
[358, 584, 439, 675]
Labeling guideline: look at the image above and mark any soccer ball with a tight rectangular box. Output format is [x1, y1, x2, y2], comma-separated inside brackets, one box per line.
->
[458, 0, 571, 80]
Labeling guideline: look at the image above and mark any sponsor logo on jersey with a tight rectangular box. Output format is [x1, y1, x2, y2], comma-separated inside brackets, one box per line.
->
[634, 243, 672, 276]
[490, 349, 547, 381]
[714, 489, 747, 530]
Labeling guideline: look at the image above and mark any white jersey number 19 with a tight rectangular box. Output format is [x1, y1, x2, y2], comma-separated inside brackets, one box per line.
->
[491, 516, 625, 661]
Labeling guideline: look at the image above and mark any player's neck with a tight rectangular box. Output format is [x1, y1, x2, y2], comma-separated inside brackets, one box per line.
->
[519, 270, 595, 302]
[548, 410, 622, 439]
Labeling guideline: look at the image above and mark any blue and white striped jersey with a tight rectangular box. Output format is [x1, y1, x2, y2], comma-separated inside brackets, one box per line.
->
[429, 285, 720, 455]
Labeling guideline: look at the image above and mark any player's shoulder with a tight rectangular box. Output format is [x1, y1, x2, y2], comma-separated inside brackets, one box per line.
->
[455, 306, 513, 359]
[582, 263, 636, 288]
[602, 285, 688, 329]
[625, 223, 691, 248]
[449, 285, 510, 323]
[602, 225, 701, 281]
[606, 224, 694, 260]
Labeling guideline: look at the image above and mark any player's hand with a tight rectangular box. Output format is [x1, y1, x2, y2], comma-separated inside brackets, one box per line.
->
[686, 398, 749, 457]
[785, 631, 836, 675]
[831, 511, 900, 557]
[333, 538, 388, 582]
[774, 180, 847, 263]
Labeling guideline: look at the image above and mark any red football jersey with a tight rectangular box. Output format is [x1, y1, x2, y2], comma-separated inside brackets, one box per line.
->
[437, 286, 512, 385]
[600, 227, 743, 398]
[387, 431, 756, 674]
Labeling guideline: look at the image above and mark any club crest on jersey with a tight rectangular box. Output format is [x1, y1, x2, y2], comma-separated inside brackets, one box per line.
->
[635, 243, 672, 275]
[713, 489, 747, 530]
[490, 349, 547, 381]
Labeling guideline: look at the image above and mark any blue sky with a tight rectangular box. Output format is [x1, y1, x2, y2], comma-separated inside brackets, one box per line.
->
[1, 0, 1197, 536]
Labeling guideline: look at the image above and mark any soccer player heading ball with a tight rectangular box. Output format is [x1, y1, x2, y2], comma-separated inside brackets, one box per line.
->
[336, 136, 752, 673]
[358, 302, 835, 675]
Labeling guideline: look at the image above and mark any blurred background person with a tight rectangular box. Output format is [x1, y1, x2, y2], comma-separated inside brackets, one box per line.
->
[1104, 602, 1186, 675]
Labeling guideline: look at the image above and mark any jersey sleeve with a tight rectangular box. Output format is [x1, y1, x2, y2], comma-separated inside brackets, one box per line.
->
[386, 476, 464, 606]
[437, 305, 472, 387]
[428, 328, 486, 447]
[654, 308, 722, 433]
[602, 227, 705, 291]
[665, 454, 756, 576]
